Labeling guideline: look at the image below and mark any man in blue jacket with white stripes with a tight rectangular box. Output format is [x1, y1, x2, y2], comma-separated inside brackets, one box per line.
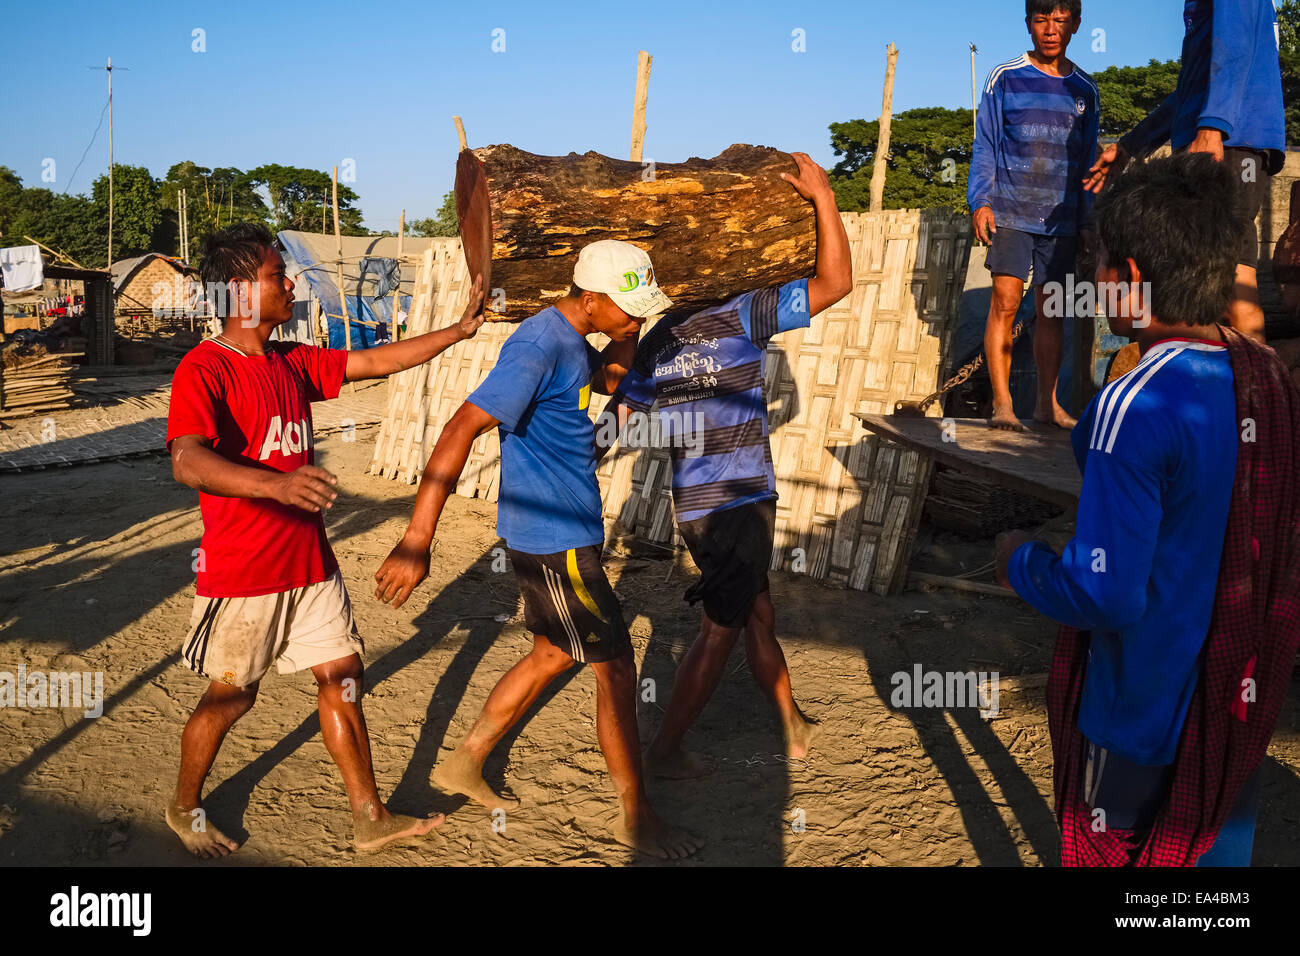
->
[1085, 0, 1286, 343]
[969, 0, 1100, 432]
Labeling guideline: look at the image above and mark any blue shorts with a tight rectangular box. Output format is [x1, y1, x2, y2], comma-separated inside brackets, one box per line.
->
[986, 226, 1077, 287]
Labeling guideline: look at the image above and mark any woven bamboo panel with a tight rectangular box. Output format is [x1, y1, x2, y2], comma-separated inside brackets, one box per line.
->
[369, 210, 972, 595]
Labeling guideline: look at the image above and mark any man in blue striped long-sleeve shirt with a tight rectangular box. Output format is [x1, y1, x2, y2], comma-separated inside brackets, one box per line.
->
[968, 0, 1100, 431]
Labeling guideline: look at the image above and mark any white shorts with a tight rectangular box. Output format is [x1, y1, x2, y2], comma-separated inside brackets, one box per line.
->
[181, 570, 364, 688]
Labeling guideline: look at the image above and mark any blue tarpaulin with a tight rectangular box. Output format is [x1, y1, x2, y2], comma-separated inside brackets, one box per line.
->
[277, 230, 432, 350]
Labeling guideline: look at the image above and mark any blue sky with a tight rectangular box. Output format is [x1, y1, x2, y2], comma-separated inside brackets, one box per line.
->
[3, 0, 1189, 230]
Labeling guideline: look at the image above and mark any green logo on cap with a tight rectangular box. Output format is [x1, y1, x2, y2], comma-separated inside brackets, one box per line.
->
[619, 271, 640, 293]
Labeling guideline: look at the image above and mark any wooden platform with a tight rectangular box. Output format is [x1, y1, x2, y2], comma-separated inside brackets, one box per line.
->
[854, 414, 1081, 511]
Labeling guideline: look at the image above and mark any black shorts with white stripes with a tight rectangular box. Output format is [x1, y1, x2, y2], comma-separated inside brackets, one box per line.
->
[508, 546, 632, 664]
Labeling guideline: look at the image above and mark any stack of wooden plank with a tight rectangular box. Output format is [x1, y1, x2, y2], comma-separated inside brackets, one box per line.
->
[0, 352, 80, 417]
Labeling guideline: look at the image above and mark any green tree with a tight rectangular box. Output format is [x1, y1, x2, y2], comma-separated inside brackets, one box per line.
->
[1091, 59, 1181, 137]
[828, 107, 973, 213]
[408, 191, 459, 237]
[1279, 0, 1300, 144]
[0, 166, 24, 241]
[91, 164, 162, 261]
[242, 164, 363, 234]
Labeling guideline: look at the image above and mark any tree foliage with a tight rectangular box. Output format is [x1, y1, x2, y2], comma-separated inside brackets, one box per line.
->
[827, 107, 974, 213]
[1090, 59, 1181, 136]
[408, 191, 459, 238]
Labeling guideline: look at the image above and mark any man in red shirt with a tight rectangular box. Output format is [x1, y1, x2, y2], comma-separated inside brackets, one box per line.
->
[166, 223, 485, 857]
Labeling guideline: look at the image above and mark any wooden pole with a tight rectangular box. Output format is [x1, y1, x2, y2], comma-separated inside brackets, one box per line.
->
[392, 209, 404, 342]
[22, 235, 86, 270]
[869, 44, 898, 213]
[453, 115, 467, 151]
[970, 44, 979, 139]
[107, 57, 114, 268]
[630, 50, 652, 162]
[332, 165, 349, 351]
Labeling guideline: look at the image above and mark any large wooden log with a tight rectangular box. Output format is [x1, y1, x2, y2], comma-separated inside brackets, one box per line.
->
[465, 143, 818, 321]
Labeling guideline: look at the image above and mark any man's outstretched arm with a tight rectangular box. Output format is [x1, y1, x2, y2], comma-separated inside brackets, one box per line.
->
[781, 151, 853, 316]
[374, 400, 498, 607]
[345, 275, 486, 381]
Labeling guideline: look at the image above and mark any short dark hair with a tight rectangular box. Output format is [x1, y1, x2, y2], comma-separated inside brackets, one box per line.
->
[1026, 0, 1080, 17]
[200, 223, 277, 316]
[1094, 152, 1243, 328]
[566, 284, 587, 298]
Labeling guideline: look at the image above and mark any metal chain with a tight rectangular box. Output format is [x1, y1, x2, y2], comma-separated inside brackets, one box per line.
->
[901, 320, 1025, 415]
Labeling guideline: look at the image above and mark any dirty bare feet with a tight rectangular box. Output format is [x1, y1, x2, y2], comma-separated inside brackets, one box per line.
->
[1033, 403, 1078, 429]
[611, 807, 702, 860]
[165, 800, 239, 859]
[644, 746, 712, 779]
[785, 712, 821, 760]
[353, 800, 444, 853]
[988, 402, 1026, 432]
[432, 747, 520, 810]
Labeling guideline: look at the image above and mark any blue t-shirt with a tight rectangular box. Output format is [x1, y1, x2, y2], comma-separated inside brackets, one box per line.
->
[967, 54, 1100, 236]
[1007, 339, 1237, 765]
[612, 279, 810, 522]
[467, 308, 605, 555]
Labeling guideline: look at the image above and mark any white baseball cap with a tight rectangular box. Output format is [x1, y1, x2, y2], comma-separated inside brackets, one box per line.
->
[572, 240, 672, 318]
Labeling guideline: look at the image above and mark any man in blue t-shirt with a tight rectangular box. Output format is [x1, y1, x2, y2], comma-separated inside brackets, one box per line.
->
[1084, 0, 1285, 343]
[597, 152, 852, 778]
[969, 0, 1100, 431]
[374, 242, 699, 860]
[995, 153, 1263, 865]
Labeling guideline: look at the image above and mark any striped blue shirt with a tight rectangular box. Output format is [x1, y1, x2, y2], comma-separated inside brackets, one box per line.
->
[613, 279, 810, 522]
[967, 53, 1100, 237]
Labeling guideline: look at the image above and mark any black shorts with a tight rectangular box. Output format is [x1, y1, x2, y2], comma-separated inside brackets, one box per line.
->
[985, 226, 1078, 287]
[677, 499, 776, 628]
[508, 546, 631, 664]
[1222, 147, 1268, 268]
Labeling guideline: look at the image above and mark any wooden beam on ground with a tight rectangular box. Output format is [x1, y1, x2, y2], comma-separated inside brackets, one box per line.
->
[854, 413, 1080, 510]
[630, 50, 652, 162]
[869, 43, 899, 213]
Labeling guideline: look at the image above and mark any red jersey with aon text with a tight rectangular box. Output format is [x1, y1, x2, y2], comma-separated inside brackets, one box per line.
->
[166, 338, 349, 598]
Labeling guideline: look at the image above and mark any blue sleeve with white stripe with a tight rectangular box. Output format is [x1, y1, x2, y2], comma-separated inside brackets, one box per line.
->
[1007, 385, 1171, 632]
[968, 73, 1002, 213]
[612, 361, 656, 413]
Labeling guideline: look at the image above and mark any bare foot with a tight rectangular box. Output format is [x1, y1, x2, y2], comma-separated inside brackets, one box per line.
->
[611, 807, 702, 860]
[989, 403, 1026, 432]
[165, 801, 240, 859]
[644, 747, 712, 779]
[785, 713, 821, 760]
[353, 801, 444, 853]
[431, 747, 520, 810]
[1033, 405, 1077, 429]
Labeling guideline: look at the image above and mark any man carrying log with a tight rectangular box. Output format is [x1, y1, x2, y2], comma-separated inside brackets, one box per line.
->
[166, 223, 487, 857]
[373, 243, 700, 859]
[995, 154, 1300, 865]
[595, 152, 852, 777]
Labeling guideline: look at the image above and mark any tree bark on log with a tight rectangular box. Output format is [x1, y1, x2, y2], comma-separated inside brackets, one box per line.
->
[464, 144, 818, 321]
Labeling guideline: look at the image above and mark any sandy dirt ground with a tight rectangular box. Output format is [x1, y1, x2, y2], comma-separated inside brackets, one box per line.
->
[2, 407, 1298, 867]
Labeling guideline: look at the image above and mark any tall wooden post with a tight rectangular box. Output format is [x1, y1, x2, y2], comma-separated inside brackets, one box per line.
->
[970, 43, 979, 139]
[107, 58, 114, 268]
[869, 44, 898, 213]
[630, 51, 652, 162]
[392, 209, 404, 342]
[332, 165, 349, 351]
